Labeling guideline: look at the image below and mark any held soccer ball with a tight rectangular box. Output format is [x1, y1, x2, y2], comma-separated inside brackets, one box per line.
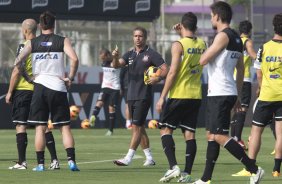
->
[81, 119, 91, 129]
[48, 120, 54, 129]
[144, 66, 161, 84]
[148, 119, 158, 129]
[70, 105, 80, 120]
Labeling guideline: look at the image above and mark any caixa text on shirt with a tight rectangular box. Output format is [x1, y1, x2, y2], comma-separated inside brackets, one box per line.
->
[34, 53, 59, 60]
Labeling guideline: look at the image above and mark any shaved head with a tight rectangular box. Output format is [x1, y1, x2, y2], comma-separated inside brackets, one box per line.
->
[22, 19, 37, 35]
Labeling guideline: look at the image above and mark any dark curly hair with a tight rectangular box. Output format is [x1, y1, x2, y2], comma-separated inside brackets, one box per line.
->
[239, 20, 252, 35]
[210, 1, 232, 24]
[273, 13, 282, 36]
[181, 12, 197, 33]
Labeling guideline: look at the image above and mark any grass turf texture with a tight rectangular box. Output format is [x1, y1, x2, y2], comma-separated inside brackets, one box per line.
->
[0, 127, 280, 184]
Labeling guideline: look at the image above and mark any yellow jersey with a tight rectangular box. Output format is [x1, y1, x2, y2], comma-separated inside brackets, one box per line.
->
[254, 39, 282, 101]
[234, 36, 252, 82]
[15, 41, 33, 91]
[168, 37, 206, 99]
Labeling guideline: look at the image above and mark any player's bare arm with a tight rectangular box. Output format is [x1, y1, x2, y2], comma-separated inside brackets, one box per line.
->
[156, 41, 181, 113]
[246, 39, 257, 60]
[256, 69, 263, 97]
[234, 55, 244, 111]
[63, 37, 79, 88]
[199, 32, 229, 65]
[5, 66, 21, 104]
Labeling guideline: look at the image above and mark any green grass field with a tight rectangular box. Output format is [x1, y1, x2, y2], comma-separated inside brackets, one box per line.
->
[0, 127, 280, 184]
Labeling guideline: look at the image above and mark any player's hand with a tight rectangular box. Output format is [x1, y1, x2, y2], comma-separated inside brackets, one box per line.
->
[62, 77, 72, 90]
[5, 92, 12, 104]
[112, 45, 119, 59]
[233, 98, 242, 112]
[172, 23, 181, 34]
[147, 76, 160, 85]
[156, 97, 165, 114]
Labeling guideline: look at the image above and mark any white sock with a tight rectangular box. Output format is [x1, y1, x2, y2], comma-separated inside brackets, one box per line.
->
[125, 149, 135, 162]
[143, 148, 153, 161]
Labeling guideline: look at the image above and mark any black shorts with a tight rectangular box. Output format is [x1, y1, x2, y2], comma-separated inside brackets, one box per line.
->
[241, 82, 252, 107]
[253, 100, 282, 127]
[159, 99, 201, 133]
[206, 96, 237, 135]
[28, 83, 70, 126]
[11, 90, 33, 126]
[128, 99, 151, 126]
[123, 88, 128, 102]
[98, 88, 120, 107]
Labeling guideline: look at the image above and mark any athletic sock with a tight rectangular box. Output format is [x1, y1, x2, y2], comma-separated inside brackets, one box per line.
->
[36, 151, 45, 165]
[16, 132, 28, 164]
[161, 134, 177, 169]
[234, 111, 246, 141]
[201, 141, 220, 182]
[66, 147, 76, 162]
[143, 148, 153, 161]
[224, 138, 258, 173]
[45, 131, 58, 161]
[125, 149, 135, 162]
[126, 120, 131, 128]
[92, 106, 101, 116]
[184, 139, 197, 174]
[109, 112, 115, 132]
[273, 158, 282, 172]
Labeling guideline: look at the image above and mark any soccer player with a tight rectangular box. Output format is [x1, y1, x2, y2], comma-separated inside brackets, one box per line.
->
[5, 18, 59, 170]
[230, 20, 257, 150]
[247, 13, 282, 178]
[90, 48, 121, 136]
[120, 64, 132, 129]
[111, 26, 168, 166]
[14, 11, 79, 171]
[156, 12, 206, 183]
[192, 2, 263, 184]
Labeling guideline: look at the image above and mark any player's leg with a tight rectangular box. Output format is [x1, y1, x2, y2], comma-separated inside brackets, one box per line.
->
[273, 105, 282, 177]
[45, 128, 59, 169]
[90, 91, 105, 126]
[106, 89, 119, 135]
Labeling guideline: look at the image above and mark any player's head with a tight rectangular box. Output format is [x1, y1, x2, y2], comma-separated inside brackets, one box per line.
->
[22, 19, 37, 39]
[39, 11, 55, 30]
[181, 12, 197, 33]
[210, 1, 232, 29]
[239, 20, 252, 35]
[133, 27, 147, 48]
[273, 13, 282, 36]
[99, 48, 111, 61]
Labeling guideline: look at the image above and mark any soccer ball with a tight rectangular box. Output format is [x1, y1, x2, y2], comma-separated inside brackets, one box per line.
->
[81, 119, 91, 129]
[148, 119, 158, 129]
[48, 120, 54, 129]
[144, 66, 161, 84]
[70, 105, 80, 120]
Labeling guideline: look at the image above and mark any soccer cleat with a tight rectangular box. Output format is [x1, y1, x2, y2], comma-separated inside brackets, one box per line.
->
[190, 179, 211, 184]
[250, 167, 264, 184]
[177, 172, 192, 183]
[105, 130, 113, 136]
[271, 149, 275, 155]
[272, 171, 280, 177]
[159, 165, 181, 182]
[68, 160, 80, 171]
[49, 159, 60, 170]
[32, 164, 45, 171]
[143, 159, 156, 166]
[232, 168, 251, 176]
[8, 161, 27, 170]
[89, 115, 96, 127]
[237, 140, 248, 151]
[113, 158, 130, 166]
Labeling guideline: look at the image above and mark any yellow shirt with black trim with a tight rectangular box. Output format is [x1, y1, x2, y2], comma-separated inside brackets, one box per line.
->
[168, 37, 206, 99]
[255, 39, 282, 101]
[15, 41, 34, 91]
[234, 36, 252, 82]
